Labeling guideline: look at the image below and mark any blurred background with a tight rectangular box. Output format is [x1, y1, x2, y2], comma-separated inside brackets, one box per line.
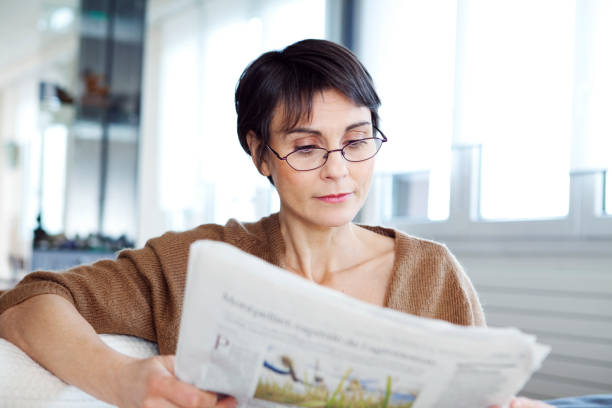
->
[0, 0, 610, 399]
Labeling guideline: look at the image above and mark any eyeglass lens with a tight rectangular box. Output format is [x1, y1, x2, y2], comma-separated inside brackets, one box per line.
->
[286, 138, 383, 171]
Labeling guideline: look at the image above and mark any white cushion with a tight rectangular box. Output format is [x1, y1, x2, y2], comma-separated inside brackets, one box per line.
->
[0, 334, 159, 407]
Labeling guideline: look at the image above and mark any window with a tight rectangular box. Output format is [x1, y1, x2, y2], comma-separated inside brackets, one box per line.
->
[462, 0, 575, 220]
[151, 0, 326, 232]
[578, 0, 612, 215]
[357, 0, 457, 221]
[40, 124, 68, 234]
[141, 0, 612, 242]
[607, 174, 611, 215]
[357, 0, 612, 232]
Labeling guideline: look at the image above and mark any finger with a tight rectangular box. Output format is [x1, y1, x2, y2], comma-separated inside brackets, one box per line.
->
[142, 396, 179, 408]
[511, 397, 529, 408]
[158, 355, 176, 374]
[510, 397, 554, 408]
[216, 396, 238, 408]
[153, 375, 217, 408]
[192, 390, 219, 408]
[169, 386, 217, 408]
[150, 355, 219, 408]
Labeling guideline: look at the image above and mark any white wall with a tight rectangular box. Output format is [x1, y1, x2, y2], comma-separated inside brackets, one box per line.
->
[442, 244, 612, 399]
[0, 1, 78, 282]
[0, 80, 39, 282]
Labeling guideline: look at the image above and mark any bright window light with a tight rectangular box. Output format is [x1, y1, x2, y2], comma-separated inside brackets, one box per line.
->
[358, 0, 457, 221]
[49, 7, 75, 31]
[199, 19, 265, 225]
[580, 1, 612, 215]
[460, 0, 575, 220]
[197, 1, 326, 225]
[606, 173, 611, 215]
[158, 17, 200, 215]
[41, 124, 68, 234]
[157, 0, 326, 229]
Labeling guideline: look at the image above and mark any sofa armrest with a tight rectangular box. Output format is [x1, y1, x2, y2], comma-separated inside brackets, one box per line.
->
[0, 334, 159, 407]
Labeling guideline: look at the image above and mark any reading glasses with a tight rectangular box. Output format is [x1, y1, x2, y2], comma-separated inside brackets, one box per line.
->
[266, 126, 387, 171]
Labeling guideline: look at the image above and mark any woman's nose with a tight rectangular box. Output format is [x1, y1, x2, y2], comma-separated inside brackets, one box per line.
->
[320, 149, 349, 179]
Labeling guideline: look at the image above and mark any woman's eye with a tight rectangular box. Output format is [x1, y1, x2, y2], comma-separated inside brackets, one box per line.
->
[345, 139, 369, 148]
[294, 145, 318, 152]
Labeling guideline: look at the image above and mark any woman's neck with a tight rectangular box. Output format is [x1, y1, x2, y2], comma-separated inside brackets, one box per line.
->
[278, 209, 365, 283]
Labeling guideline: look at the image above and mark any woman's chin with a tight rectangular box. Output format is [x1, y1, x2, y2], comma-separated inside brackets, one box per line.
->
[309, 207, 360, 228]
[280, 199, 363, 229]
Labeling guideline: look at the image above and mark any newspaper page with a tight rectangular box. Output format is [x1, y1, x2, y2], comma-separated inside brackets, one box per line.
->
[175, 240, 550, 408]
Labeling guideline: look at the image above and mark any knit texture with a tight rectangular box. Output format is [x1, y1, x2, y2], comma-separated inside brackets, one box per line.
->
[0, 213, 485, 354]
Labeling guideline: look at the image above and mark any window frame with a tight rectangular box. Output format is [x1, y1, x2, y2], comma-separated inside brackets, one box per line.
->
[361, 144, 612, 254]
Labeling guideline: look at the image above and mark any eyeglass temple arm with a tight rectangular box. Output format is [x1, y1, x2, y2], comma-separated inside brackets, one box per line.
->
[266, 145, 286, 160]
[373, 125, 388, 142]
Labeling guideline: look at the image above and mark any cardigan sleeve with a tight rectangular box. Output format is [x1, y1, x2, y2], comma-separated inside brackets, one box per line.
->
[442, 247, 486, 327]
[385, 233, 487, 328]
[0, 244, 165, 344]
[0, 224, 228, 354]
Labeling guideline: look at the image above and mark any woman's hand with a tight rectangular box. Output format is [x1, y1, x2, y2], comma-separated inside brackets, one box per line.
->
[491, 396, 554, 408]
[0, 296, 236, 408]
[509, 397, 554, 408]
[117, 355, 237, 408]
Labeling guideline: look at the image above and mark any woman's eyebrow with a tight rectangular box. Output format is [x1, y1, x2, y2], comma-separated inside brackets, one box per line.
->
[285, 127, 321, 136]
[345, 121, 372, 131]
[285, 121, 372, 136]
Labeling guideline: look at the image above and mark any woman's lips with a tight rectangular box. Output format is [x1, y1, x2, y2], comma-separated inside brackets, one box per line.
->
[316, 193, 352, 203]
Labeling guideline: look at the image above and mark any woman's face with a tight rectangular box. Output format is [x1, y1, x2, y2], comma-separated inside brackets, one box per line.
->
[260, 89, 376, 228]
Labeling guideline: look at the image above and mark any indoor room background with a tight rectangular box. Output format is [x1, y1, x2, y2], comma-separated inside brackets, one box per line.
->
[0, 0, 611, 399]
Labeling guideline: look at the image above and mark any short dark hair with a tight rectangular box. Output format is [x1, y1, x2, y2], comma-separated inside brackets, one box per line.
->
[235, 39, 381, 184]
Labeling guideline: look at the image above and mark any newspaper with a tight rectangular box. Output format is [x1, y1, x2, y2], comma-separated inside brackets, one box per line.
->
[175, 240, 550, 408]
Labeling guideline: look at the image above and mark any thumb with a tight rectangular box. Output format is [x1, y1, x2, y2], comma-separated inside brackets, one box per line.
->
[158, 355, 176, 375]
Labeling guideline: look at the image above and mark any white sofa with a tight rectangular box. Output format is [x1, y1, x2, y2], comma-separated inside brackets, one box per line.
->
[0, 335, 159, 407]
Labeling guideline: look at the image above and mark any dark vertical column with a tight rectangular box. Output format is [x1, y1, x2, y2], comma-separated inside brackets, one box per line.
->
[97, 0, 115, 234]
[341, 0, 356, 51]
[73, 0, 146, 239]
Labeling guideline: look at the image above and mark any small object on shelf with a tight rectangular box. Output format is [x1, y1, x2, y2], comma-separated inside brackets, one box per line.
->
[32, 214, 135, 270]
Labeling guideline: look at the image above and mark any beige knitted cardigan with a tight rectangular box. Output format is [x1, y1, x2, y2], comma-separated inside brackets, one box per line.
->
[0, 213, 485, 354]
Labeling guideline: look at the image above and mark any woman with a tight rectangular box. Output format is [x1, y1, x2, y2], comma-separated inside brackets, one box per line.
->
[0, 39, 550, 408]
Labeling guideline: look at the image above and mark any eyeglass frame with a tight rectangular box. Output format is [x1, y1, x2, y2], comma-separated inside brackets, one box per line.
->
[265, 125, 388, 171]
